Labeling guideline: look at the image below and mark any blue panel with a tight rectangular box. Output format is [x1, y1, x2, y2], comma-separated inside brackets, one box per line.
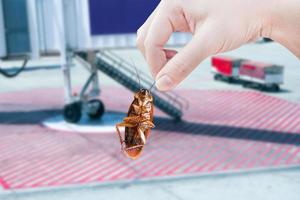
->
[2, 0, 30, 55]
[89, 0, 159, 35]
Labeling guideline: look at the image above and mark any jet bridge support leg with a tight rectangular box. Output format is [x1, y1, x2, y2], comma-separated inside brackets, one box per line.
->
[62, 50, 105, 123]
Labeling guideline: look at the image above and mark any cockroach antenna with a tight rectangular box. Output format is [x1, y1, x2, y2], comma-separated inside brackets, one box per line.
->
[131, 59, 141, 90]
[149, 80, 156, 92]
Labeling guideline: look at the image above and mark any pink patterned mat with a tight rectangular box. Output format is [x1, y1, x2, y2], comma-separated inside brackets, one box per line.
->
[0, 88, 299, 190]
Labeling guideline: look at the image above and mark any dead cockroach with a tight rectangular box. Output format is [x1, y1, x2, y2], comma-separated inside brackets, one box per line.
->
[116, 65, 155, 160]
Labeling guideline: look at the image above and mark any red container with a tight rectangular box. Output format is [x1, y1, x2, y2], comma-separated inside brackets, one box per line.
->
[211, 56, 244, 77]
[239, 61, 282, 80]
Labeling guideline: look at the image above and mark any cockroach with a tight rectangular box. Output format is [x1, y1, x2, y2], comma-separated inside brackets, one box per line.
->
[116, 67, 155, 160]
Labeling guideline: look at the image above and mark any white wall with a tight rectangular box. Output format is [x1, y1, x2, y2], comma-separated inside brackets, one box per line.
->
[54, 0, 66, 64]
[0, 0, 6, 57]
[36, 0, 64, 53]
[63, 0, 91, 50]
[27, 0, 39, 59]
[36, 0, 91, 53]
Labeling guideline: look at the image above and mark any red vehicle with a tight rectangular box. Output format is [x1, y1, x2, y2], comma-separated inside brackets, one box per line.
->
[211, 56, 284, 92]
[211, 56, 245, 82]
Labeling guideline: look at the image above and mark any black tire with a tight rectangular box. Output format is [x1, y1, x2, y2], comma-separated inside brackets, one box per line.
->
[87, 99, 105, 119]
[214, 74, 221, 80]
[258, 85, 266, 91]
[242, 82, 249, 88]
[270, 84, 280, 92]
[63, 102, 82, 123]
[227, 77, 234, 83]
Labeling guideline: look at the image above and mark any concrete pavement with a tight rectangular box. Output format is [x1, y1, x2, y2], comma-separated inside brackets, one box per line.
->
[1, 167, 300, 200]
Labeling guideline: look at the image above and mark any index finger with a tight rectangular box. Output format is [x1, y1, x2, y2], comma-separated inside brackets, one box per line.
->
[144, 12, 174, 76]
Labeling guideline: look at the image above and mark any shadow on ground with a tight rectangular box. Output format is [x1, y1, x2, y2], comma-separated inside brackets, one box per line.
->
[154, 117, 300, 146]
[0, 108, 299, 146]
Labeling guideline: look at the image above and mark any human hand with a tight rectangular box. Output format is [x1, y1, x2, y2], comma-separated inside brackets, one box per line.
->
[137, 0, 300, 91]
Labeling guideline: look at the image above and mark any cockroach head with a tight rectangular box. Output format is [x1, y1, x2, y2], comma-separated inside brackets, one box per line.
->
[139, 89, 150, 96]
[135, 89, 152, 100]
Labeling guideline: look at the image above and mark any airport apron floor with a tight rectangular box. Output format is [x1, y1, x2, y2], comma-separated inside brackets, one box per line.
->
[0, 87, 300, 190]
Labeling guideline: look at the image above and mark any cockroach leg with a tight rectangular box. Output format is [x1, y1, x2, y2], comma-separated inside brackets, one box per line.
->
[138, 128, 146, 144]
[116, 122, 135, 148]
[125, 145, 144, 151]
[123, 116, 140, 124]
[141, 120, 155, 128]
[132, 104, 141, 114]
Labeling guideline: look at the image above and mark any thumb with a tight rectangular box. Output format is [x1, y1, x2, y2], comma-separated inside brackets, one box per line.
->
[155, 25, 213, 91]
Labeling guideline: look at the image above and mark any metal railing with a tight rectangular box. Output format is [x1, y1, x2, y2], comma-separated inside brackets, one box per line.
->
[96, 50, 189, 119]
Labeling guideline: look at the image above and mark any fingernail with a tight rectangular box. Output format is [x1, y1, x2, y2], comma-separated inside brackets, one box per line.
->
[156, 74, 174, 91]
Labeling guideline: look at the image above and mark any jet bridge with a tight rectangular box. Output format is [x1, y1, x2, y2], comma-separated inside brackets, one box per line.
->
[64, 50, 188, 122]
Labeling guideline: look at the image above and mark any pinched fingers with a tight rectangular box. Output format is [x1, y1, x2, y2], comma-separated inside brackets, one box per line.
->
[155, 24, 214, 91]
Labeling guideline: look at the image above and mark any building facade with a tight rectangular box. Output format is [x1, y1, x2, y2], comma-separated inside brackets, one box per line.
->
[0, 0, 190, 59]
